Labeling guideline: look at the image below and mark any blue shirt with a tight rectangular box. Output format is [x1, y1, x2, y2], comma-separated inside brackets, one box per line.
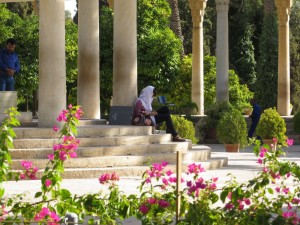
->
[0, 49, 20, 74]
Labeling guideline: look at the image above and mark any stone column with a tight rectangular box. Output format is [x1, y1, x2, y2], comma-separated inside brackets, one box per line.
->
[215, 0, 230, 102]
[38, 0, 66, 127]
[112, 0, 137, 107]
[77, 0, 101, 119]
[275, 0, 293, 116]
[188, 0, 207, 115]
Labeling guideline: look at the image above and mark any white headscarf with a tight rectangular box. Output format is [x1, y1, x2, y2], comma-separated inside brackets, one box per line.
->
[137, 86, 155, 111]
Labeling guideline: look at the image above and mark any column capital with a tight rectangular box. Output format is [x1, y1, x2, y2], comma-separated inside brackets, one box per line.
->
[215, 0, 230, 12]
[275, 0, 293, 26]
[188, 0, 207, 26]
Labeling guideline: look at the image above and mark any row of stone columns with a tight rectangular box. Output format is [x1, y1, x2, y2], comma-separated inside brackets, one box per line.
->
[189, 0, 292, 116]
[0, 0, 293, 127]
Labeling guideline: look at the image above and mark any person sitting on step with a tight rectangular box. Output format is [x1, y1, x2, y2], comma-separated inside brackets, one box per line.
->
[132, 85, 185, 142]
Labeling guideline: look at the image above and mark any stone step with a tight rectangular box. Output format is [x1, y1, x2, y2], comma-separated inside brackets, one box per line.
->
[14, 125, 151, 139]
[9, 124, 228, 179]
[12, 153, 228, 179]
[11, 148, 211, 170]
[10, 142, 193, 159]
[12, 134, 175, 149]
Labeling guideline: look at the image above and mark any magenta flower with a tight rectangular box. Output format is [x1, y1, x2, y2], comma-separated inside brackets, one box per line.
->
[225, 203, 234, 210]
[99, 172, 120, 184]
[257, 158, 263, 164]
[139, 204, 149, 214]
[286, 138, 294, 146]
[283, 187, 290, 195]
[34, 207, 60, 224]
[48, 154, 54, 161]
[166, 170, 173, 176]
[147, 198, 157, 204]
[45, 179, 52, 187]
[53, 125, 59, 132]
[158, 200, 170, 208]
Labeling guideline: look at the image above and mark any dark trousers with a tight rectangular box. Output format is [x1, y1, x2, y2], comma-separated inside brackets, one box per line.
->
[248, 118, 259, 138]
[155, 106, 178, 137]
[0, 73, 14, 91]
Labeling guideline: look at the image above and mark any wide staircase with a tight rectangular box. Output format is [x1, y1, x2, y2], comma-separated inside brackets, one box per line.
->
[10, 122, 228, 179]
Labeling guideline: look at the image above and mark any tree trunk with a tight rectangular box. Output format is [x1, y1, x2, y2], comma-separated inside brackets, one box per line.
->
[167, 0, 185, 57]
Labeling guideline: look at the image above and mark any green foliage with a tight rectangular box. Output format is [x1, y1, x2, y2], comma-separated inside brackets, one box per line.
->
[0, 107, 299, 224]
[14, 15, 39, 110]
[293, 111, 300, 134]
[217, 108, 248, 147]
[255, 13, 278, 110]
[290, 0, 300, 113]
[0, 107, 20, 197]
[161, 115, 198, 143]
[256, 108, 286, 144]
[204, 101, 232, 129]
[65, 17, 79, 105]
[170, 55, 253, 112]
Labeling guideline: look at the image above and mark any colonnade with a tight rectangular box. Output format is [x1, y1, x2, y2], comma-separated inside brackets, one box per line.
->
[0, 0, 294, 127]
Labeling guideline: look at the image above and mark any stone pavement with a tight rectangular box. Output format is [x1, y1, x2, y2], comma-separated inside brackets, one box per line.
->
[3, 144, 300, 224]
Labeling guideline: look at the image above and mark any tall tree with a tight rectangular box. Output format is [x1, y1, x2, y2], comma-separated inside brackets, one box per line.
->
[167, 0, 184, 56]
[255, 0, 278, 110]
[6, 2, 34, 18]
[290, 0, 300, 113]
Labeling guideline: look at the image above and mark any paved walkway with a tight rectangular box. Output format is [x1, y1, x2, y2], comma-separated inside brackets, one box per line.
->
[3, 144, 300, 224]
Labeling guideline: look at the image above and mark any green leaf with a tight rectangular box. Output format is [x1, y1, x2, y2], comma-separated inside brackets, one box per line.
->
[34, 191, 43, 198]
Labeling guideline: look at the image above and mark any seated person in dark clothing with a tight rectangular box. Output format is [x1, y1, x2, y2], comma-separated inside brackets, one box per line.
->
[132, 85, 185, 142]
[248, 98, 262, 139]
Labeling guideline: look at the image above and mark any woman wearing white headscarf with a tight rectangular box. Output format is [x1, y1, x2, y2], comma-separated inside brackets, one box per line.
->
[132, 86, 185, 142]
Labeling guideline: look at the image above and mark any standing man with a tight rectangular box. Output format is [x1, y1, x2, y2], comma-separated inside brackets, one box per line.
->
[0, 38, 20, 91]
[248, 98, 262, 139]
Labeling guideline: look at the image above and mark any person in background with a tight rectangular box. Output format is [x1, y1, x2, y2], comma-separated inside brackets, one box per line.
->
[248, 98, 262, 139]
[0, 38, 20, 91]
[132, 85, 186, 142]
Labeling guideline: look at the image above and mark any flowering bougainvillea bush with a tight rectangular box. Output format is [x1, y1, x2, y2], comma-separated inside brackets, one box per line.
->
[0, 106, 299, 225]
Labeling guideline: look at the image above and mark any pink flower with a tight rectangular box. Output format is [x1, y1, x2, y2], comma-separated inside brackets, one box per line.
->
[168, 177, 177, 183]
[262, 167, 268, 173]
[48, 154, 54, 160]
[275, 187, 281, 193]
[147, 198, 157, 204]
[68, 104, 73, 109]
[187, 163, 205, 174]
[53, 125, 59, 132]
[166, 170, 173, 176]
[283, 187, 290, 195]
[286, 138, 294, 146]
[158, 200, 170, 208]
[34, 207, 60, 224]
[139, 204, 149, 214]
[45, 179, 52, 187]
[244, 198, 251, 205]
[99, 172, 119, 184]
[19, 173, 26, 179]
[272, 137, 277, 143]
[225, 203, 234, 210]
[257, 158, 263, 164]
[21, 161, 33, 170]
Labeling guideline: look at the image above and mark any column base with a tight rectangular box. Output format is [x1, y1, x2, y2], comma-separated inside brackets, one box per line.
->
[109, 106, 133, 125]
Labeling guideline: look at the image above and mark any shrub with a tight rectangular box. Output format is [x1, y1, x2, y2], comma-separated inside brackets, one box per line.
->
[256, 108, 286, 144]
[204, 101, 232, 129]
[293, 111, 300, 134]
[161, 115, 198, 143]
[217, 108, 248, 147]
